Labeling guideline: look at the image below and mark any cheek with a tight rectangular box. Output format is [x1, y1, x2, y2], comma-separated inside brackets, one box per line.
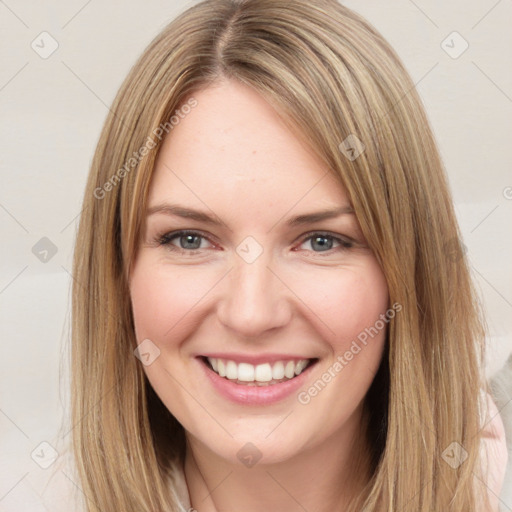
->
[292, 262, 389, 433]
[294, 259, 389, 351]
[129, 258, 211, 344]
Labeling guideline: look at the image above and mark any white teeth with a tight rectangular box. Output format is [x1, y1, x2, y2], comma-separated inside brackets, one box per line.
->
[255, 363, 272, 382]
[217, 359, 226, 377]
[238, 363, 255, 382]
[294, 359, 309, 375]
[272, 361, 285, 380]
[206, 357, 312, 383]
[284, 361, 295, 379]
[226, 360, 237, 380]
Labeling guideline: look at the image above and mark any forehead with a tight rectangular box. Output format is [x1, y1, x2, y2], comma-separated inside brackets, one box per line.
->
[148, 79, 350, 224]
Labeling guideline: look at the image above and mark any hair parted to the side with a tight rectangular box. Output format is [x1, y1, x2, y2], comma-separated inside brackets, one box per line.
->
[71, 0, 491, 510]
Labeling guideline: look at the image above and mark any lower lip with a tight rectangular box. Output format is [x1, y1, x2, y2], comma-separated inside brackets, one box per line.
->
[197, 357, 317, 405]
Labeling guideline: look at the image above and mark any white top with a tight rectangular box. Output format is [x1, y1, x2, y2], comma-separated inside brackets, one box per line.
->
[14, 392, 508, 512]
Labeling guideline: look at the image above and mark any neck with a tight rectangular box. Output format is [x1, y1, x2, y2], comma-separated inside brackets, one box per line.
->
[183, 402, 372, 512]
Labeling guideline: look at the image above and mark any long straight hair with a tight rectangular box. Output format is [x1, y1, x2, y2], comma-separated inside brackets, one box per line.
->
[71, 0, 490, 510]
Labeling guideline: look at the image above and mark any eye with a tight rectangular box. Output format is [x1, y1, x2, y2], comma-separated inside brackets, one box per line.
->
[158, 230, 214, 254]
[156, 230, 354, 256]
[296, 232, 354, 255]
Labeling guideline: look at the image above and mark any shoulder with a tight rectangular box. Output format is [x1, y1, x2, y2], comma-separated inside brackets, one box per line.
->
[477, 390, 508, 511]
[26, 443, 191, 512]
[168, 459, 193, 512]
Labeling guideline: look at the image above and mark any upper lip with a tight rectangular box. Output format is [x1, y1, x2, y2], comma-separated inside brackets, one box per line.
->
[198, 353, 317, 365]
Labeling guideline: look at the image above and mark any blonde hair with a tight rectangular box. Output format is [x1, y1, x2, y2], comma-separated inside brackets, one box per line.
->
[71, 0, 491, 510]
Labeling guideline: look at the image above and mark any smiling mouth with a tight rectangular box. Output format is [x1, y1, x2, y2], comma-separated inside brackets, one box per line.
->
[200, 356, 318, 386]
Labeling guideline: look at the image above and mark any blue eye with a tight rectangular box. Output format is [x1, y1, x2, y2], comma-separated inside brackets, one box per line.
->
[299, 233, 353, 253]
[158, 230, 211, 253]
[157, 230, 353, 256]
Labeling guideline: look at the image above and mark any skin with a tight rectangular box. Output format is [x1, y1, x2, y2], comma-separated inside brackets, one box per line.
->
[129, 78, 389, 512]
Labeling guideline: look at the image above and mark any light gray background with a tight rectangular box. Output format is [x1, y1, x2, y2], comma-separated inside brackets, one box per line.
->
[1, 0, 511, 510]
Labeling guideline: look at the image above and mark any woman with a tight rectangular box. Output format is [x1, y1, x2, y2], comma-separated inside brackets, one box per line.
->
[69, 0, 507, 510]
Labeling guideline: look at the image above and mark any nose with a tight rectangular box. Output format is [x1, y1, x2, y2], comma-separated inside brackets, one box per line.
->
[216, 250, 292, 339]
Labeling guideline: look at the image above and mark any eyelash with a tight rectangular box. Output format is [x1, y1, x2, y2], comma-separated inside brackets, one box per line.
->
[155, 229, 354, 257]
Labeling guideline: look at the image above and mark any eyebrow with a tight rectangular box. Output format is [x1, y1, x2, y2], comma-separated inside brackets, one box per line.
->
[146, 203, 355, 227]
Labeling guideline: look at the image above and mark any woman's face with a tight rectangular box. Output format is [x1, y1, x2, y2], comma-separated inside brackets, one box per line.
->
[130, 79, 389, 465]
